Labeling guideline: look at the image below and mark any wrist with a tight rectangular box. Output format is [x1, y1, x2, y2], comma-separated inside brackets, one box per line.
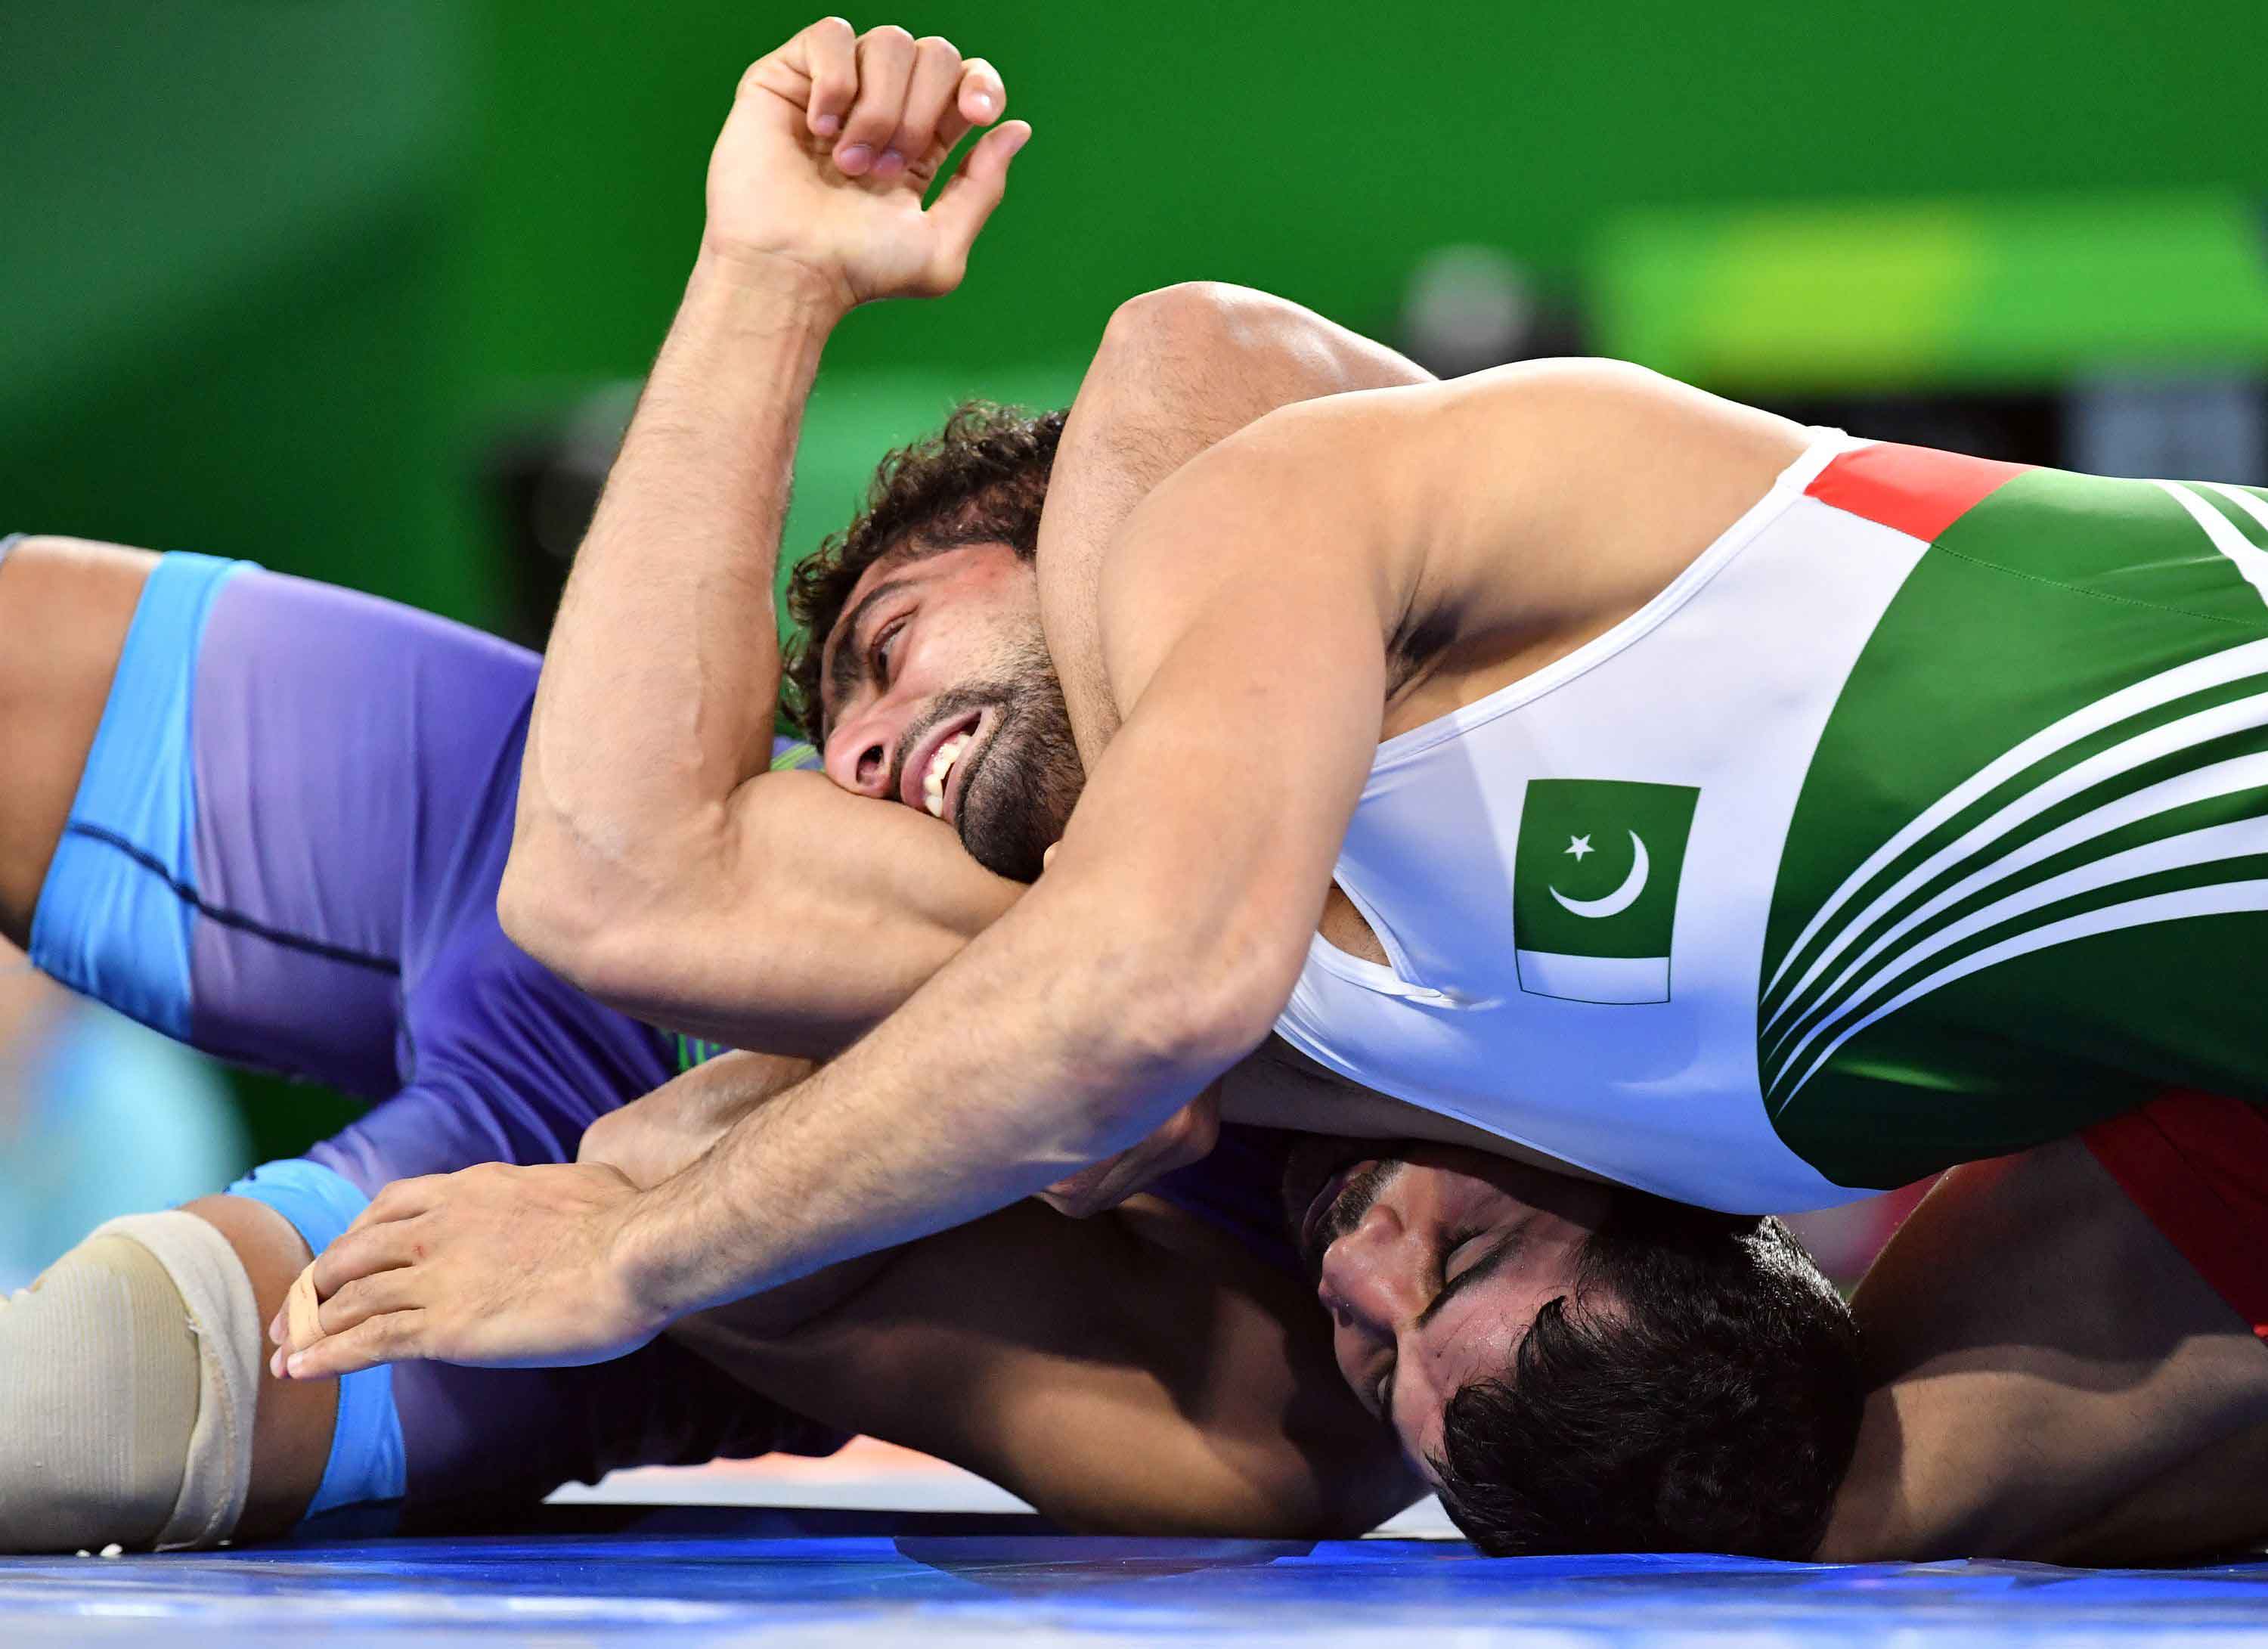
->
[608, 1174, 741, 1325]
[606, 1185, 692, 1328]
[689, 241, 856, 324]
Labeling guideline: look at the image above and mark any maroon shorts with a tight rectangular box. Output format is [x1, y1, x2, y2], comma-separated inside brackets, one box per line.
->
[2082, 1090, 2268, 1341]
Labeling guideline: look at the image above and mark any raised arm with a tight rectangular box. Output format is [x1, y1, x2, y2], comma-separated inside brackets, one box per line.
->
[499, 20, 1030, 1059]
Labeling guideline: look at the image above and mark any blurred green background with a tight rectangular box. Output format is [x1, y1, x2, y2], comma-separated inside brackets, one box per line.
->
[5, 0, 2266, 1162]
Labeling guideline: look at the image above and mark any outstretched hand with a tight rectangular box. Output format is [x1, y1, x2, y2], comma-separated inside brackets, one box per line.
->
[269, 1161, 658, 1380]
[705, 17, 1031, 307]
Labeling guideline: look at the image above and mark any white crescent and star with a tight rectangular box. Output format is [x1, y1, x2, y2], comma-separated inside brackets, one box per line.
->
[1551, 830, 1650, 919]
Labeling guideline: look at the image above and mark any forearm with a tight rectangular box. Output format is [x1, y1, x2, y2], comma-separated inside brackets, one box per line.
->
[618, 874, 1232, 1314]
[510, 256, 842, 934]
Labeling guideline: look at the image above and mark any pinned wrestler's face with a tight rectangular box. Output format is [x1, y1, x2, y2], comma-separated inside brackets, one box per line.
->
[1282, 1139, 1615, 1477]
[817, 540, 1081, 883]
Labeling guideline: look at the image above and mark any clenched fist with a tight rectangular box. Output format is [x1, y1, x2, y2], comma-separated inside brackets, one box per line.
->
[705, 17, 1031, 308]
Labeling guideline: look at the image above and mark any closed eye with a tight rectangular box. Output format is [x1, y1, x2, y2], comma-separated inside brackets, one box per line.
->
[1376, 1231, 1507, 1429]
[1415, 1229, 1524, 1332]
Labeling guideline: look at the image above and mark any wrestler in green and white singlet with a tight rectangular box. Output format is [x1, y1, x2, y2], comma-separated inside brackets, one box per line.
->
[1272, 433, 2268, 1210]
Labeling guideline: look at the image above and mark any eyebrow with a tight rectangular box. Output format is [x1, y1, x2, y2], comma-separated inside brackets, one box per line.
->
[1415, 1229, 1527, 1333]
[824, 578, 919, 714]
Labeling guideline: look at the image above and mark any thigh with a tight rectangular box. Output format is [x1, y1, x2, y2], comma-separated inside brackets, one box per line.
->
[184, 566, 541, 1092]
[20, 550, 544, 1097]
[0, 536, 151, 949]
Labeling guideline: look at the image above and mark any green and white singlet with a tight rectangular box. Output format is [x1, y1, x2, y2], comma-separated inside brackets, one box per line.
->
[1271, 432, 2268, 1211]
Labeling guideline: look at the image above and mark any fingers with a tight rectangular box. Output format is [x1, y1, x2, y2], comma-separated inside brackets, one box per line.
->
[923, 119, 1031, 283]
[345, 1173, 445, 1237]
[316, 1267, 420, 1343]
[890, 36, 965, 172]
[1038, 1091, 1220, 1218]
[835, 25, 916, 177]
[798, 17, 858, 140]
[308, 1215, 421, 1301]
[284, 1310, 429, 1382]
[835, 31, 1008, 181]
[1037, 1163, 1112, 1219]
[935, 57, 1005, 153]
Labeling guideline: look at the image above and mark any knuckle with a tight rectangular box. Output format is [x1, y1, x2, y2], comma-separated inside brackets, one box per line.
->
[862, 23, 913, 49]
[917, 34, 959, 63]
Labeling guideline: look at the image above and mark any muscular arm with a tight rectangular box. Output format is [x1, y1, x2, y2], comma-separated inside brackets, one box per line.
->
[1820, 1139, 2268, 1563]
[583, 1050, 1420, 1533]
[498, 25, 1029, 1059]
[499, 253, 1021, 1059]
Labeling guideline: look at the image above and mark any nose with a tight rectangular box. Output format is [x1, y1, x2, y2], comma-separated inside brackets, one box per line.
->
[1318, 1199, 1428, 1335]
[823, 702, 901, 800]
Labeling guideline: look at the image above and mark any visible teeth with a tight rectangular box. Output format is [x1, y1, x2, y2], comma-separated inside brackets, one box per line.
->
[922, 732, 971, 819]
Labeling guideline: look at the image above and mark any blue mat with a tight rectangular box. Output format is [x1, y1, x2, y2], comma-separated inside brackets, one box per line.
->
[5, 1514, 2267, 1647]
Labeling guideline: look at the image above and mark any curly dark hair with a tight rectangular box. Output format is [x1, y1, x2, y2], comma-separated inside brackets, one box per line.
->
[1432, 1201, 1862, 1559]
[782, 401, 1067, 742]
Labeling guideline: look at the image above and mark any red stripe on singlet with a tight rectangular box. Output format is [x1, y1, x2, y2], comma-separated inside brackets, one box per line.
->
[1805, 442, 2032, 543]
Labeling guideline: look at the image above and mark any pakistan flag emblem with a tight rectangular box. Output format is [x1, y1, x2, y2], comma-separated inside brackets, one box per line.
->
[1514, 780, 1699, 1004]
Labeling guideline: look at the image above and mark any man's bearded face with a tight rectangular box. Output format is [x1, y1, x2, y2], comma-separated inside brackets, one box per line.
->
[817, 541, 1082, 882]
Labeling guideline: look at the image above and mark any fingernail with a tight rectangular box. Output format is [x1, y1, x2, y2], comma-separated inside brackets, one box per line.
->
[1003, 125, 1031, 157]
[970, 92, 995, 118]
[268, 1349, 284, 1379]
[813, 113, 842, 138]
[285, 1353, 303, 1377]
[872, 149, 906, 178]
[837, 143, 872, 174]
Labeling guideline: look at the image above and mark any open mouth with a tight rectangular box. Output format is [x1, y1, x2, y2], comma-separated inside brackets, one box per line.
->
[901, 710, 985, 823]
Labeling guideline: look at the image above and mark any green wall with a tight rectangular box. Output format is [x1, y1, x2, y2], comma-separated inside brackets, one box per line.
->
[460, 0, 2268, 392]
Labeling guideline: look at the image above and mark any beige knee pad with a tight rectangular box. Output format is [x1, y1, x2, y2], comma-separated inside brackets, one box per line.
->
[0, 1210, 260, 1551]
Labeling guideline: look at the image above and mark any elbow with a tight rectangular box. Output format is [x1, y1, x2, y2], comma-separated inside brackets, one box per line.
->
[1094, 282, 1309, 387]
[496, 846, 613, 997]
[1070, 918, 1307, 1143]
[496, 820, 680, 1009]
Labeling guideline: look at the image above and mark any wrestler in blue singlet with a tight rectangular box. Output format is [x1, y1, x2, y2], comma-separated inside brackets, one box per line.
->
[7, 542, 1294, 1534]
